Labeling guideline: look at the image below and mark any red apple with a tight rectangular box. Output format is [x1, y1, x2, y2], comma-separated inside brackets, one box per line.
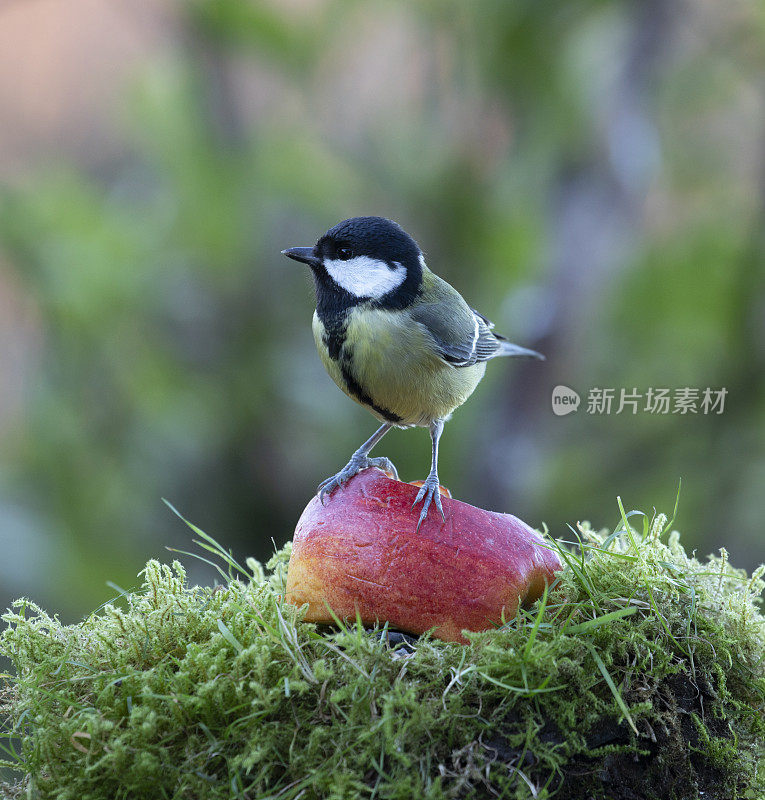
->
[285, 468, 561, 643]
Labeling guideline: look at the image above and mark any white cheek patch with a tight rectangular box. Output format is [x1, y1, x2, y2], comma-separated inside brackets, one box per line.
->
[324, 255, 407, 299]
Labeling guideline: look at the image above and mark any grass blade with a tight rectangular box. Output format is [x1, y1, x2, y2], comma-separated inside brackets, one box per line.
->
[586, 642, 638, 735]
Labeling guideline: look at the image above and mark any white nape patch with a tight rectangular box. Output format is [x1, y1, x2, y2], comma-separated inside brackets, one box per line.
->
[324, 255, 407, 299]
[419, 253, 427, 270]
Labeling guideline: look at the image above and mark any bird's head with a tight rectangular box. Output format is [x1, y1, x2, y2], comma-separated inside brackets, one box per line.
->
[282, 216, 423, 309]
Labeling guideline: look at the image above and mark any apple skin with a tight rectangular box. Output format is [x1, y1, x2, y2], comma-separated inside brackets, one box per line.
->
[285, 468, 562, 643]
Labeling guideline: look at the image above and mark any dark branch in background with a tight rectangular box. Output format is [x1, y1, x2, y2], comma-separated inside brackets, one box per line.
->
[477, 0, 678, 518]
[709, 79, 765, 547]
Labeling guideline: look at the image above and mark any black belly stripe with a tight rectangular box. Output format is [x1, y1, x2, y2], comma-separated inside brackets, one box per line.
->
[321, 309, 350, 362]
[318, 307, 403, 423]
[323, 326, 344, 361]
[339, 356, 402, 423]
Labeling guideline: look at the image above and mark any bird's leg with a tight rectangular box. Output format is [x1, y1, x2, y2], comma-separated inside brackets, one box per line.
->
[317, 423, 398, 504]
[412, 418, 446, 530]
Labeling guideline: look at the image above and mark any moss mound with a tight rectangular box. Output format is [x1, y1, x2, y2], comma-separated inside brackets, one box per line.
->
[1, 507, 763, 799]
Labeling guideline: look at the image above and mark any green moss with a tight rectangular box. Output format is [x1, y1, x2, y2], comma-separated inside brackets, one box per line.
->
[1, 506, 763, 800]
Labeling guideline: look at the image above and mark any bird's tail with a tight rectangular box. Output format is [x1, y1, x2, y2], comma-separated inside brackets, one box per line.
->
[496, 340, 545, 360]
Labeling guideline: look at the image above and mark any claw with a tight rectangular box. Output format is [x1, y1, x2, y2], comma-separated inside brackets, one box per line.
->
[317, 470, 351, 505]
[412, 475, 446, 531]
[317, 454, 399, 504]
[368, 456, 399, 481]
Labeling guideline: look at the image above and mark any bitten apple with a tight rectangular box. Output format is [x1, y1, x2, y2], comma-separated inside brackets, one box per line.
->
[285, 468, 561, 643]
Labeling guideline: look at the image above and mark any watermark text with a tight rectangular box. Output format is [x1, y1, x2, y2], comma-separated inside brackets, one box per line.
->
[552, 386, 728, 416]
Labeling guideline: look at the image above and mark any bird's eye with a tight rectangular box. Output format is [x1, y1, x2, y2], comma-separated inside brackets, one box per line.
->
[337, 247, 353, 261]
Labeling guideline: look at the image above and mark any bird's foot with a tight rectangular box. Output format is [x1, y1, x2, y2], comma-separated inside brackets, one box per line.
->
[317, 455, 398, 504]
[412, 473, 446, 531]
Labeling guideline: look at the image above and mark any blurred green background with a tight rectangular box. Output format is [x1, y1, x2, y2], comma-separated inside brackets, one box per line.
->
[0, 0, 763, 621]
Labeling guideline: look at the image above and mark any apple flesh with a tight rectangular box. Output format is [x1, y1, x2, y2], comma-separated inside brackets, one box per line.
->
[285, 468, 562, 643]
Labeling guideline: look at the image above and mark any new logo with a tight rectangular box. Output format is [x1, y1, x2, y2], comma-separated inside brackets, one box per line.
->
[552, 385, 580, 416]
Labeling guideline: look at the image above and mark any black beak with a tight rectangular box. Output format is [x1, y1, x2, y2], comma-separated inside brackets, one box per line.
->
[282, 247, 320, 268]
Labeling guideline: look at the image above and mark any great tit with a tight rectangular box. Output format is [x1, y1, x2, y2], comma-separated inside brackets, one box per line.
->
[283, 216, 543, 528]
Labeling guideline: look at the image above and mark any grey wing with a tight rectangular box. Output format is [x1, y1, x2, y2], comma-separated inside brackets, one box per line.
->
[410, 303, 503, 367]
[412, 304, 545, 367]
[471, 309, 506, 362]
[471, 308, 545, 361]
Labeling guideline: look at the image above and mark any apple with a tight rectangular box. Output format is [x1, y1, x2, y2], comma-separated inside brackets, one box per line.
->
[285, 468, 562, 643]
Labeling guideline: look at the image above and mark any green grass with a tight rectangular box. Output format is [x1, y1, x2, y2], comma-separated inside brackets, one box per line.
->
[0, 504, 763, 800]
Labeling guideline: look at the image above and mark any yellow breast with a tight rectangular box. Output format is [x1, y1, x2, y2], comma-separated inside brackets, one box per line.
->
[312, 308, 485, 427]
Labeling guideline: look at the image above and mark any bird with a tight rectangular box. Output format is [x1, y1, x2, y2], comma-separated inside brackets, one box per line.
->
[282, 216, 544, 529]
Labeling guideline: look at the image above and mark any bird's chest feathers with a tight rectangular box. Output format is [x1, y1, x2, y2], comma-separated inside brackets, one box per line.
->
[344, 309, 401, 363]
[316, 312, 348, 361]
[313, 308, 403, 374]
[313, 307, 479, 426]
[315, 308, 405, 365]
